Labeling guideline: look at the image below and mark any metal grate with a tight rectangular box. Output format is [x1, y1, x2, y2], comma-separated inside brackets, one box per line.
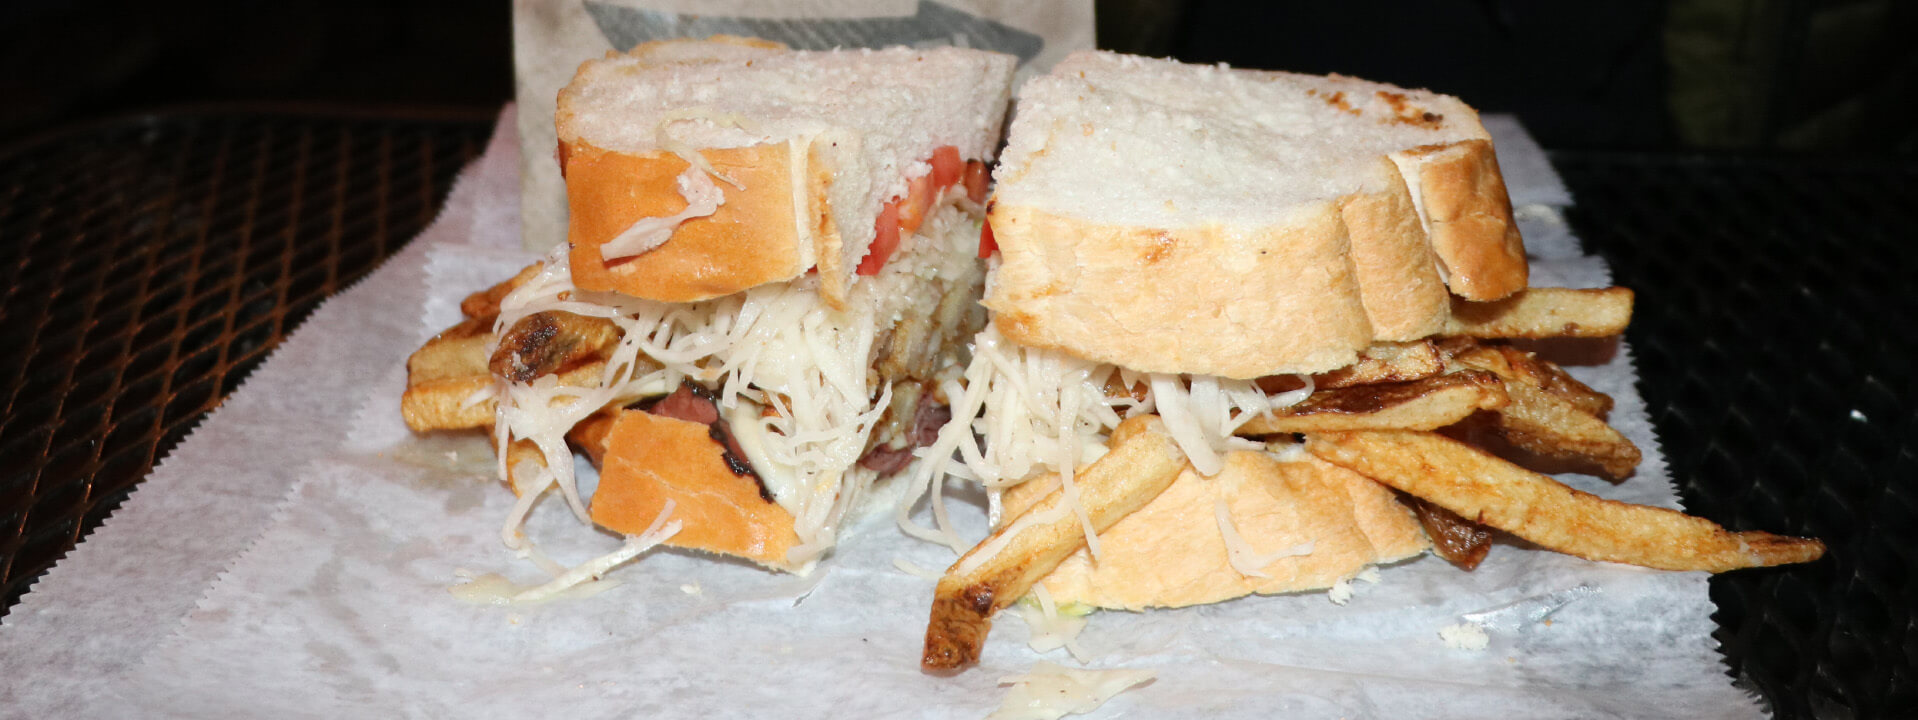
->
[1555, 152, 1917, 719]
[0, 109, 493, 618]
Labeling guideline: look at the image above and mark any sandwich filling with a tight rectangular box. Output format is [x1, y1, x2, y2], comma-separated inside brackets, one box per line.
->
[488, 180, 986, 573]
[896, 323, 1315, 557]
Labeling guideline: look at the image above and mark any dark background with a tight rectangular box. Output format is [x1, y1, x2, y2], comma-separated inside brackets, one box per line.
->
[2, 0, 1914, 153]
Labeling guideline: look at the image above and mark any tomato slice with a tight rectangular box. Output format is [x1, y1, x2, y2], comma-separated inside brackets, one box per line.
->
[930, 145, 963, 191]
[859, 200, 902, 276]
[897, 173, 935, 238]
[963, 160, 989, 204]
[978, 218, 997, 259]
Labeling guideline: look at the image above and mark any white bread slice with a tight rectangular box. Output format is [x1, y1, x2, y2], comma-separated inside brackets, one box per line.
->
[556, 41, 1015, 306]
[1003, 450, 1428, 611]
[986, 51, 1527, 377]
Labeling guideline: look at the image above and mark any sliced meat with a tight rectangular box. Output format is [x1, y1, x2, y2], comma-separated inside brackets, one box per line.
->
[858, 389, 953, 475]
[646, 381, 722, 425]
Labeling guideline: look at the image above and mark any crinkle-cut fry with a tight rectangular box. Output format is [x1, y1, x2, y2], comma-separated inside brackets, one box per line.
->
[460, 262, 542, 319]
[1311, 340, 1445, 389]
[1454, 343, 1612, 418]
[1238, 370, 1508, 435]
[489, 310, 623, 384]
[1306, 430, 1825, 572]
[1444, 287, 1633, 338]
[922, 416, 1186, 670]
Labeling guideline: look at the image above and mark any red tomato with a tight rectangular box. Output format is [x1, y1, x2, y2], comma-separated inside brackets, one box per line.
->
[897, 174, 935, 238]
[930, 145, 963, 191]
[978, 218, 997, 259]
[859, 200, 902, 275]
[963, 160, 989, 204]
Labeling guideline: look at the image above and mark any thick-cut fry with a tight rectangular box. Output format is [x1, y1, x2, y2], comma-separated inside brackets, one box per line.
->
[460, 263, 541, 319]
[1306, 431, 1825, 572]
[1406, 495, 1493, 571]
[1454, 343, 1612, 418]
[922, 416, 1187, 670]
[1311, 340, 1445, 389]
[1444, 287, 1633, 339]
[1488, 381, 1641, 480]
[402, 316, 497, 432]
[489, 311, 623, 383]
[1238, 370, 1508, 435]
[402, 360, 606, 432]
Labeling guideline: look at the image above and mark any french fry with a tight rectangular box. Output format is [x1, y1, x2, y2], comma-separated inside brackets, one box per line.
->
[1486, 380, 1641, 480]
[1454, 343, 1612, 418]
[1443, 287, 1633, 339]
[1306, 430, 1825, 572]
[922, 415, 1187, 670]
[402, 359, 606, 433]
[1405, 495, 1493, 571]
[1311, 340, 1446, 389]
[1238, 370, 1508, 435]
[460, 263, 542, 319]
[402, 316, 497, 432]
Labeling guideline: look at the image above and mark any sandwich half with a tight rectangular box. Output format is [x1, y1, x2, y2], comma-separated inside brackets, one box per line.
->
[911, 52, 1820, 667]
[402, 38, 1015, 581]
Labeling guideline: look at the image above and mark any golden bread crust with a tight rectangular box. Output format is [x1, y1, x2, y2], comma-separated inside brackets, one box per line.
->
[1008, 451, 1426, 610]
[1397, 139, 1528, 300]
[589, 409, 799, 568]
[564, 140, 810, 302]
[985, 202, 1375, 378]
[1338, 160, 1451, 341]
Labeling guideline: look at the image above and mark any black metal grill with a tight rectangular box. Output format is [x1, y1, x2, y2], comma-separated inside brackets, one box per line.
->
[0, 113, 1908, 718]
[0, 109, 492, 618]
[1555, 152, 1917, 719]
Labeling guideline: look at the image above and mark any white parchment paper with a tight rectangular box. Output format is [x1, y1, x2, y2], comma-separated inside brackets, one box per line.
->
[0, 111, 1767, 719]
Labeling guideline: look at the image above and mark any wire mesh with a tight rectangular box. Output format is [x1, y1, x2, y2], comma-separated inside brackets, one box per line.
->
[0, 110, 491, 618]
[1555, 151, 1916, 719]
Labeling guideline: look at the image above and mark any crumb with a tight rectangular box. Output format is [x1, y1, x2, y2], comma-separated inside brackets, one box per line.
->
[1439, 623, 1490, 651]
[1327, 579, 1354, 605]
[680, 583, 702, 595]
[1356, 566, 1382, 584]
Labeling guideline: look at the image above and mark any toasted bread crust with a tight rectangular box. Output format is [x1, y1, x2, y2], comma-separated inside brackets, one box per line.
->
[1008, 450, 1427, 611]
[1338, 160, 1451, 341]
[985, 202, 1375, 378]
[589, 409, 799, 568]
[564, 140, 811, 303]
[1396, 139, 1527, 300]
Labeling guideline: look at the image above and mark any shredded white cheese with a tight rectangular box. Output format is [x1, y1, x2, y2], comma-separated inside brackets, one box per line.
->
[598, 165, 725, 260]
[897, 323, 1306, 561]
[1013, 585, 1095, 662]
[487, 192, 981, 573]
[450, 500, 680, 606]
[989, 661, 1155, 720]
[1213, 498, 1314, 579]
